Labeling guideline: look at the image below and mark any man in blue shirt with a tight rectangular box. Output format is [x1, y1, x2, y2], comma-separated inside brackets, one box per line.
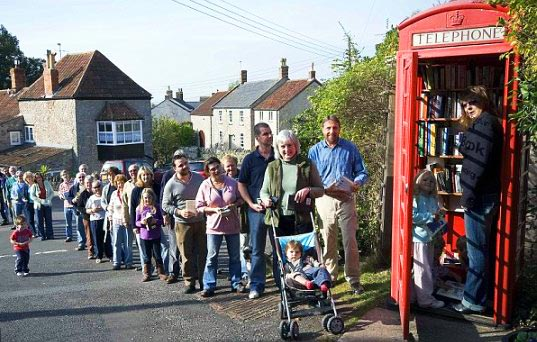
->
[238, 122, 275, 299]
[308, 115, 368, 294]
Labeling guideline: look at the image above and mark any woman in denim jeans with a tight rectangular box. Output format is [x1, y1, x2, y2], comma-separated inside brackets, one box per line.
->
[196, 157, 245, 297]
[453, 86, 503, 314]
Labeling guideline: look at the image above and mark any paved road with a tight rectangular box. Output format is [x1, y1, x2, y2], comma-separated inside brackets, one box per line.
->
[0, 198, 329, 342]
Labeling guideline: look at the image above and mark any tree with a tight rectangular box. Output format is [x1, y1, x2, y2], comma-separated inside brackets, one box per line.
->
[152, 117, 195, 167]
[0, 25, 44, 89]
[292, 28, 398, 257]
[488, 0, 537, 141]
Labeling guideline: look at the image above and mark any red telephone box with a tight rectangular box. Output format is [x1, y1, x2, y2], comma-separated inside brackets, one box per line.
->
[391, 0, 529, 339]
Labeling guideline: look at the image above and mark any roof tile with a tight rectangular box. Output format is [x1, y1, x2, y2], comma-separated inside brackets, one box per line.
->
[255, 80, 316, 110]
[0, 89, 24, 124]
[213, 79, 281, 108]
[191, 91, 230, 116]
[20, 51, 151, 100]
[97, 102, 144, 121]
[0, 145, 69, 168]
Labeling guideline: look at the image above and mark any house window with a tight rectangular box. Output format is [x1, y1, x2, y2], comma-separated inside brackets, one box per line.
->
[9, 131, 21, 145]
[24, 126, 34, 142]
[239, 111, 244, 125]
[228, 110, 233, 124]
[268, 111, 273, 121]
[240, 133, 244, 148]
[219, 131, 224, 144]
[259, 111, 264, 121]
[97, 120, 143, 145]
[218, 111, 223, 123]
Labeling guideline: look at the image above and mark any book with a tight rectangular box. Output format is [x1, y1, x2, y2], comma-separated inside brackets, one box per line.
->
[436, 280, 464, 301]
[185, 200, 196, 214]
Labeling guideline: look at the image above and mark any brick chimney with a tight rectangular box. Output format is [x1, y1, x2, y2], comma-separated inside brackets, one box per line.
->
[10, 62, 26, 93]
[308, 62, 316, 80]
[240, 70, 247, 84]
[175, 88, 184, 101]
[165, 86, 173, 100]
[279, 58, 289, 79]
[43, 50, 59, 97]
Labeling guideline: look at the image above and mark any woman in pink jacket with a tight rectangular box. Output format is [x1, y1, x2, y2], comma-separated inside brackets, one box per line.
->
[196, 157, 244, 297]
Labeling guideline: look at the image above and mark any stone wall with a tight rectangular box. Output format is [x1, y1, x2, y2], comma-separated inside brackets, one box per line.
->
[0, 116, 24, 151]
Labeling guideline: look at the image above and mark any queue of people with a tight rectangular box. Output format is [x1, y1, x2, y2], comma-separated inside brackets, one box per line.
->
[5, 115, 372, 303]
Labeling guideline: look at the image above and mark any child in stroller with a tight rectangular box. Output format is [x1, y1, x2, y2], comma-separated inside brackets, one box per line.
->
[284, 240, 331, 297]
[275, 231, 344, 339]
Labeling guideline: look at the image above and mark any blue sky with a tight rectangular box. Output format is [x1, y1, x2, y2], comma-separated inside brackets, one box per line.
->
[1, 0, 434, 102]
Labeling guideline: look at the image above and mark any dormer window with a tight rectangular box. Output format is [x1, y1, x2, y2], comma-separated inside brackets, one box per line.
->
[97, 120, 143, 145]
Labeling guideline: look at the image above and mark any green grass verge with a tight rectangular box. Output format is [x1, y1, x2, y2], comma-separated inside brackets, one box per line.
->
[331, 259, 391, 329]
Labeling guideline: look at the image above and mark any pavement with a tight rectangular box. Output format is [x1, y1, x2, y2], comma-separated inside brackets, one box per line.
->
[0, 197, 516, 341]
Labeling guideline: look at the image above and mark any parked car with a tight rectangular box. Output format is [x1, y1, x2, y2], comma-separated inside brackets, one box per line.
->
[189, 161, 207, 178]
[100, 159, 152, 182]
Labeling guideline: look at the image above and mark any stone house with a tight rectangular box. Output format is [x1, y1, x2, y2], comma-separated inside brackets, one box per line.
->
[1, 50, 153, 173]
[151, 88, 201, 123]
[192, 59, 320, 151]
[190, 90, 230, 148]
[254, 66, 320, 135]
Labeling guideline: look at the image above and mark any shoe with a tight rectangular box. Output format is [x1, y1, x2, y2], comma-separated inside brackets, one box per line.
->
[76, 245, 85, 251]
[96, 259, 102, 264]
[88, 255, 96, 260]
[11, 226, 16, 230]
[16, 272, 23, 276]
[125, 264, 135, 270]
[420, 300, 445, 309]
[1, 220, 8, 225]
[166, 275, 178, 284]
[184, 285, 197, 294]
[23, 272, 29, 277]
[320, 284, 329, 293]
[350, 283, 365, 295]
[452, 303, 483, 314]
[200, 289, 214, 297]
[65, 237, 72, 242]
[40, 237, 46, 241]
[305, 281, 315, 290]
[112, 265, 121, 270]
[233, 283, 248, 293]
[248, 290, 260, 299]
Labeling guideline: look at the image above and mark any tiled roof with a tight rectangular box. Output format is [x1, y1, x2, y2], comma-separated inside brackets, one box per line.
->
[0, 89, 24, 124]
[96, 102, 144, 121]
[213, 79, 282, 109]
[0, 145, 69, 168]
[186, 101, 201, 110]
[19, 50, 151, 100]
[255, 80, 319, 110]
[191, 91, 230, 116]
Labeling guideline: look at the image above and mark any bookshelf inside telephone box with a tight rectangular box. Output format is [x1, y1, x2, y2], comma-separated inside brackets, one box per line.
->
[390, 1, 529, 339]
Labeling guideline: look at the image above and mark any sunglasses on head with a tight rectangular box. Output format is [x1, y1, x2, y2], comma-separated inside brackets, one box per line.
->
[462, 99, 479, 107]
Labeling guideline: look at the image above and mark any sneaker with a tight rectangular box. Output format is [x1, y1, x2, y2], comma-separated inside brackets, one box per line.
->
[233, 283, 248, 293]
[166, 276, 178, 284]
[112, 265, 121, 270]
[96, 259, 102, 264]
[350, 283, 365, 295]
[320, 284, 329, 293]
[305, 281, 315, 290]
[430, 300, 445, 309]
[65, 237, 72, 242]
[184, 285, 197, 294]
[88, 255, 96, 260]
[76, 245, 85, 251]
[16, 272, 23, 276]
[1, 220, 8, 225]
[200, 289, 214, 297]
[23, 272, 29, 277]
[248, 290, 260, 299]
[125, 264, 135, 270]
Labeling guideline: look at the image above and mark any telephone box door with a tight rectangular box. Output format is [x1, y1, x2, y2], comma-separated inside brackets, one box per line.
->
[391, 50, 418, 339]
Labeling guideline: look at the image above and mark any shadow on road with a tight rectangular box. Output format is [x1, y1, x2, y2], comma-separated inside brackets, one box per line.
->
[27, 269, 113, 277]
[0, 299, 199, 322]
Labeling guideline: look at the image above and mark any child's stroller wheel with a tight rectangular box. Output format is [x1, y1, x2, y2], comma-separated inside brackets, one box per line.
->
[278, 302, 287, 319]
[321, 314, 333, 331]
[290, 321, 299, 340]
[279, 321, 290, 340]
[327, 316, 345, 335]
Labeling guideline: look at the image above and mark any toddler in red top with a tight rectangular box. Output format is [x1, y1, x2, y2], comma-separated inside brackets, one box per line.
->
[10, 215, 33, 276]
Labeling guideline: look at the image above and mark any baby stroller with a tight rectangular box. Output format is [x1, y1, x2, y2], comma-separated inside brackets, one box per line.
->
[270, 212, 345, 340]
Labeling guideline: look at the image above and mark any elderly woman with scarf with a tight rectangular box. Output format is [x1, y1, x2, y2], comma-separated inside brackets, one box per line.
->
[259, 129, 324, 287]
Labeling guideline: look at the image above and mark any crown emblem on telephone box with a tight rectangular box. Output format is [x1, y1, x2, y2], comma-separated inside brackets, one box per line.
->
[448, 11, 465, 26]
